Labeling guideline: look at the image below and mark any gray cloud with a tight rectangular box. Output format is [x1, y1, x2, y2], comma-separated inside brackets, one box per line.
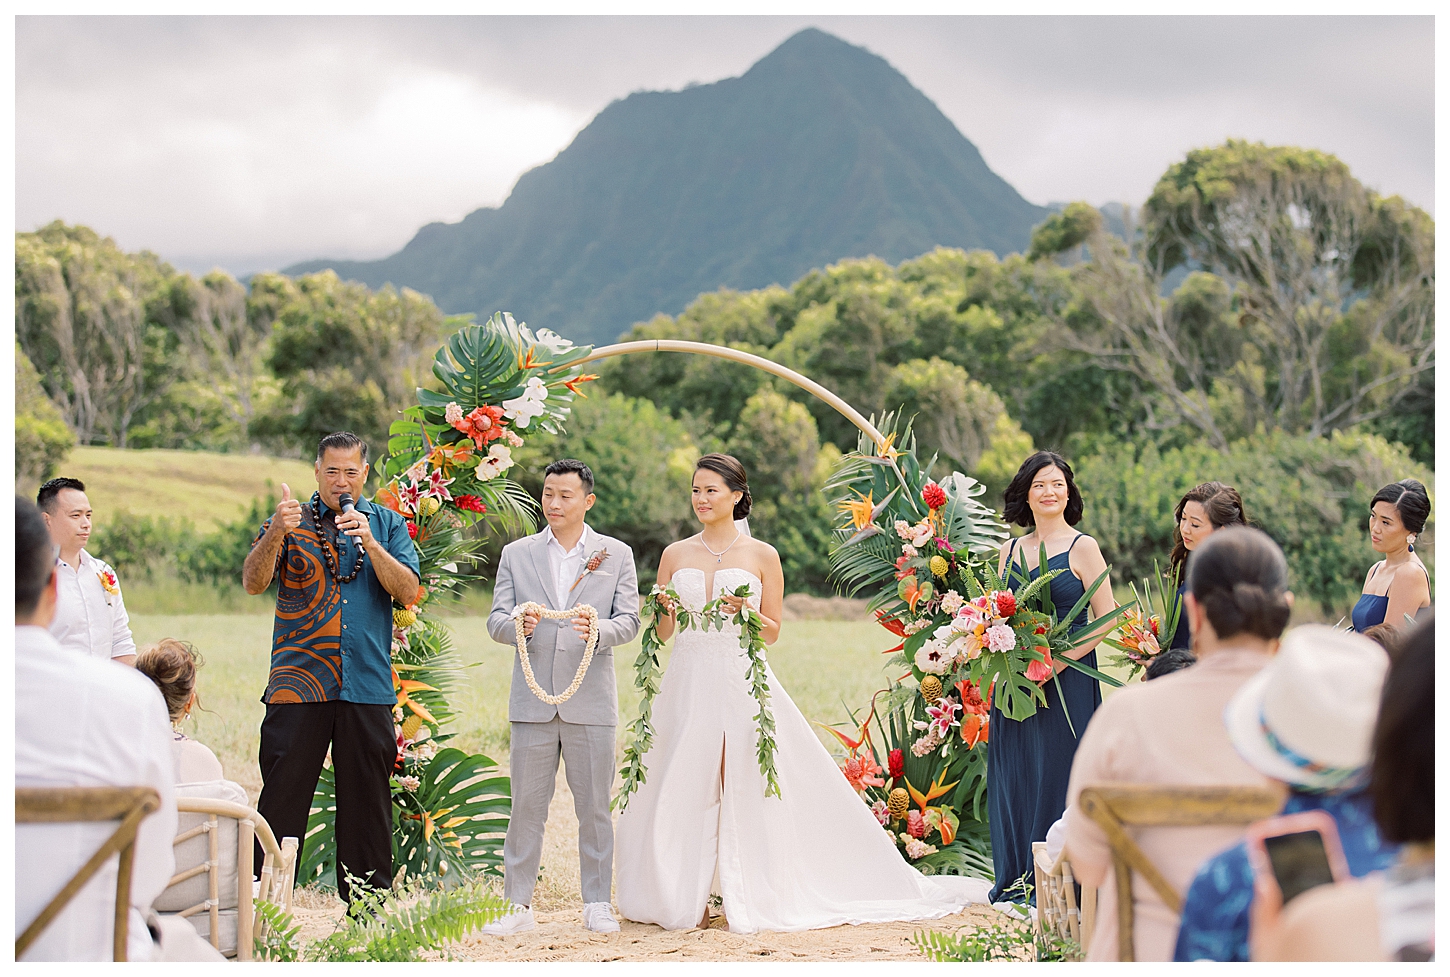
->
[16, 15, 1432, 277]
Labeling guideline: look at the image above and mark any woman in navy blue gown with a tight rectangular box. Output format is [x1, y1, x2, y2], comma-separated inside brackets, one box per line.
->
[988, 451, 1117, 905]
[1352, 479, 1432, 633]
[1166, 483, 1250, 650]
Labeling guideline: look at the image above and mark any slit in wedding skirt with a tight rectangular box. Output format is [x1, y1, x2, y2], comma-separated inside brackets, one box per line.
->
[709, 735, 725, 906]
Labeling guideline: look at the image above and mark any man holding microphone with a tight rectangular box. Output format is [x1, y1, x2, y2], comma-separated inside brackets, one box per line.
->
[242, 432, 419, 903]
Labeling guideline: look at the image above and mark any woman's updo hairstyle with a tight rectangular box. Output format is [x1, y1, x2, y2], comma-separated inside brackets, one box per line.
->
[1002, 450, 1083, 528]
[1370, 479, 1431, 536]
[1186, 527, 1292, 641]
[1170, 481, 1251, 577]
[695, 453, 752, 520]
[136, 638, 203, 722]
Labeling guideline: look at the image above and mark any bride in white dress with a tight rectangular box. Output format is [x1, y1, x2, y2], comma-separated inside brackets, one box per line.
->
[614, 453, 991, 933]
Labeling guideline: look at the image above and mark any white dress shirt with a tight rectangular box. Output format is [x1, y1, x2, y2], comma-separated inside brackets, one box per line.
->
[49, 549, 137, 661]
[15, 626, 178, 961]
[545, 524, 595, 609]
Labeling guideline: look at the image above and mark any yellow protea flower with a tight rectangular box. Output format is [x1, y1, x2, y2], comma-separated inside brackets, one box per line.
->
[393, 607, 418, 629]
[929, 555, 949, 579]
[837, 490, 876, 531]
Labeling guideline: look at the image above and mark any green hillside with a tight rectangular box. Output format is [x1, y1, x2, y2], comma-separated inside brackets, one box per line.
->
[57, 446, 314, 530]
[286, 28, 1048, 346]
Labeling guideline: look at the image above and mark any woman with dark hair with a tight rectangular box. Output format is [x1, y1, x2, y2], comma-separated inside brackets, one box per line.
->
[1065, 526, 1294, 960]
[988, 450, 1117, 907]
[1252, 613, 1434, 961]
[615, 454, 990, 933]
[1167, 482, 1250, 650]
[1352, 480, 1432, 632]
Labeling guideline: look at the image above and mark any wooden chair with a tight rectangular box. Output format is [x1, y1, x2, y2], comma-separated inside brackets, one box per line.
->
[15, 786, 161, 962]
[1077, 784, 1285, 961]
[1032, 841, 1095, 958]
[157, 797, 298, 961]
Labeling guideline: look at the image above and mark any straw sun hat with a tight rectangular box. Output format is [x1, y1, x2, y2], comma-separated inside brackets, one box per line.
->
[1224, 624, 1390, 791]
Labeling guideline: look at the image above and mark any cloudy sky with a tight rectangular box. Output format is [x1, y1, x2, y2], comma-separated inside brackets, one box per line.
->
[16, 15, 1434, 276]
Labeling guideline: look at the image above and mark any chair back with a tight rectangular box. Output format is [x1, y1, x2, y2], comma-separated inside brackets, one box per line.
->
[1077, 784, 1284, 961]
[158, 792, 297, 960]
[15, 786, 161, 961]
[1032, 841, 1095, 958]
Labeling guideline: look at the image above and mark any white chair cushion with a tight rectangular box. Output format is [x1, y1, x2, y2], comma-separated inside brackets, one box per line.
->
[153, 779, 248, 914]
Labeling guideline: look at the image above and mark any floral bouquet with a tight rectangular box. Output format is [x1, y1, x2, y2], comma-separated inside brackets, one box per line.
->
[1102, 562, 1183, 678]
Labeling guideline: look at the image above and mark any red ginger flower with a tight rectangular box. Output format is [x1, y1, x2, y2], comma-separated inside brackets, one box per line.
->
[876, 612, 909, 637]
[995, 592, 1017, 618]
[888, 748, 905, 779]
[921, 481, 947, 510]
[406, 522, 419, 539]
[842, 752, 885, 792]
[454, 494, 487, 514]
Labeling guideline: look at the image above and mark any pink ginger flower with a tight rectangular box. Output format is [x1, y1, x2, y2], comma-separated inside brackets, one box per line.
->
[904, 837, 938, 860]
[906, 810, 927, 839]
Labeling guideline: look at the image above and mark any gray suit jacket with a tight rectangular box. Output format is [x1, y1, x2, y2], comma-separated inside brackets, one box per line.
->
[487, 525, 640, 726]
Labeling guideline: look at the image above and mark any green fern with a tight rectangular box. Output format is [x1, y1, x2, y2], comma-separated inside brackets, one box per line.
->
[253, 899, 301, 962]
[305, 877, 511, 962]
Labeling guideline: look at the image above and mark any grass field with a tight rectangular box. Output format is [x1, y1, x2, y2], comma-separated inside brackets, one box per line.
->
[61, 446, 315, 530]
[129, 613, 917, 804]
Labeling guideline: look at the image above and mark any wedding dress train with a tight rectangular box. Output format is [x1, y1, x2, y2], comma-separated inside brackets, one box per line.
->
[614, 567, 992, 933]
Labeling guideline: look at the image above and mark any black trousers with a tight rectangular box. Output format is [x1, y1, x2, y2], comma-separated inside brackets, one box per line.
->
[256, 700, 396, 905]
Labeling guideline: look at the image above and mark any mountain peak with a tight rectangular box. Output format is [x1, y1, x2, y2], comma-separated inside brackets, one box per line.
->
[286, 30, 1046, 345]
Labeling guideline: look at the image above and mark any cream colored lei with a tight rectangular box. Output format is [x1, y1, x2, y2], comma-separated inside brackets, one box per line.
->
[513, 602, 601, 704]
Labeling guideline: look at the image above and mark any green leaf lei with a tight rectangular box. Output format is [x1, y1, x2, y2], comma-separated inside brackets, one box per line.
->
[613, 582, 780, 812]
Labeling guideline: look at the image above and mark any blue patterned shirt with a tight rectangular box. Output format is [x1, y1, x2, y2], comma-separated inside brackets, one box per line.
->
[1173, 788, 1398, 961]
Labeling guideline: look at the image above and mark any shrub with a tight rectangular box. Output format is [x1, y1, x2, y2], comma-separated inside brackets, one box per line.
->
[1075, 430, 1434, 613]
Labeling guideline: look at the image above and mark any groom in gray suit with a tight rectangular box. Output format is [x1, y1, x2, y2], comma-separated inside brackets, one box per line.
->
[482, 459, 639, 935]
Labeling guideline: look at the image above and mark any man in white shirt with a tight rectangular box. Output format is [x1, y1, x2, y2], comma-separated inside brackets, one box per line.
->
[38, 476, 137, 665]
[15, 496, 217, 961]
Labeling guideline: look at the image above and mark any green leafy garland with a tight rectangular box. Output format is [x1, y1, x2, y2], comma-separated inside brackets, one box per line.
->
[613, 582, 780, 811]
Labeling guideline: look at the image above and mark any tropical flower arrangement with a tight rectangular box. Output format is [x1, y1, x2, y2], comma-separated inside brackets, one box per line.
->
[1101, 563, 1184, 678]
[822, 415, 1128, 876]
[299, 313, 598, 891]
[614, 582, 777, 812]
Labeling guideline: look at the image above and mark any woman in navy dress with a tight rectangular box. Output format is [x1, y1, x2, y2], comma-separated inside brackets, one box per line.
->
[1353, 479, 1432, 633]
[988, 451, 1117, 905]
[1166, 483, 1250, 650]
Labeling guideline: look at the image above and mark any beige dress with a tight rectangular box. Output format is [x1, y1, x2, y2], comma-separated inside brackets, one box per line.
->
[172, 730, 225, 784]
[1064, 646, 1274, 961]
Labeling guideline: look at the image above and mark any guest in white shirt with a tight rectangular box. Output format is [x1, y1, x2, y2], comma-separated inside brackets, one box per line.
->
[38, 476, 137, 665]
[14, 496, 218, 961]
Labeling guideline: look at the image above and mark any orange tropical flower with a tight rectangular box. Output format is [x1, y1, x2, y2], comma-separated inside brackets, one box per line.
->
[904, 769, 959, 813]
[427, 440, 475, 473]
[837, 490, 876, 531]
[561, 373, 600, 397]
[393, 666, 439, 725]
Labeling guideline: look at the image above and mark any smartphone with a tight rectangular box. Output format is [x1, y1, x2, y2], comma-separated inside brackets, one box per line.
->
[1245, 811, 1349, 905]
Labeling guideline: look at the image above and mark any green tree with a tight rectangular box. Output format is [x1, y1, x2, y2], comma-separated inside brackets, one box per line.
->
[1027, 201, 1103, 262]
[724, 389, 839, 591]
[1054, 141, 1434, 449]
[15, 222, 181, 447]
[252, 271, 448, 459]
[14, 342, 76, 492]
[884, 357, 1006, 474]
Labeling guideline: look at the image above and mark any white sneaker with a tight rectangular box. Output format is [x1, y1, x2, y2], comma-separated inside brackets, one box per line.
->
[582, 902, 620, 933]
[479, 904, 536, 936]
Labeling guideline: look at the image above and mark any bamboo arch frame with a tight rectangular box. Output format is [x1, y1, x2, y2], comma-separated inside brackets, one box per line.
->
[556, 340, 886, 446]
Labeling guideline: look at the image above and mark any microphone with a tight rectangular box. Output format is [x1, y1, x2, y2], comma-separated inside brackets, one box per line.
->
[337, 493, 356, 558]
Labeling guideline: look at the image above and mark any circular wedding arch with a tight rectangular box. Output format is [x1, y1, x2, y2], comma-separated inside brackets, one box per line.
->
[560, 340, 886, 445]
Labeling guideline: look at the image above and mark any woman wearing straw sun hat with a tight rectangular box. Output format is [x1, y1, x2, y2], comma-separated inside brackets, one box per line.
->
[1173, 625, 1399, 961]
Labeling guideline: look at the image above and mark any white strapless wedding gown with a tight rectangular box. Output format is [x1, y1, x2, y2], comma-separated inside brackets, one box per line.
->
[614, 567, 992, 933]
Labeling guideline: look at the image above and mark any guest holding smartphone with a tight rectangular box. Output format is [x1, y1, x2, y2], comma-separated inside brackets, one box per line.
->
[1173, 625, 1397, 961]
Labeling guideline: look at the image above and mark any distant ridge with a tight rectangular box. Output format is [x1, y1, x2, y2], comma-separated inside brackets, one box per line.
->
[286, 28, 1049, 346]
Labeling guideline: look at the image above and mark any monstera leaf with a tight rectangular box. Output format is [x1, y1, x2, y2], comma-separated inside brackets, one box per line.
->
[392, 749, 511, 887]
[299, 749, 511, 892]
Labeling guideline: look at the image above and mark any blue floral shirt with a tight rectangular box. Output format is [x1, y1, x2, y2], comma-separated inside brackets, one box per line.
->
[1173, 787, 1397, 961]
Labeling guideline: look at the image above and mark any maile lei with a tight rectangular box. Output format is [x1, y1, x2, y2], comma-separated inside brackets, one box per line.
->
[613, 582, 779, 812]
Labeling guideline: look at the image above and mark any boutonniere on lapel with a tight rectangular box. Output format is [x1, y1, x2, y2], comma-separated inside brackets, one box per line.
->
[98, 569, 120, 602]
[569, 548, 611, 594]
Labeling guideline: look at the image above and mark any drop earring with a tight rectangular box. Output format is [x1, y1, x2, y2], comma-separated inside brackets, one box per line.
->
[1408, 535, 1417, 552]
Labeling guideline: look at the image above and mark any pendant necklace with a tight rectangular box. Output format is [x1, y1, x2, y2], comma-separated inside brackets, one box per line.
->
[700, 529, 742, 564]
